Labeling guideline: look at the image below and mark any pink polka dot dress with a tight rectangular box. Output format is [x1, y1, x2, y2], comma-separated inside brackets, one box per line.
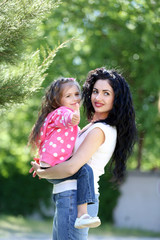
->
[38, 106, 78, 166]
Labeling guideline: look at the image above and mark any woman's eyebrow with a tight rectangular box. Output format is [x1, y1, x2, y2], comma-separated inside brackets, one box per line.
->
[103, 89, 112, 93]
[93, 87, 112, 93]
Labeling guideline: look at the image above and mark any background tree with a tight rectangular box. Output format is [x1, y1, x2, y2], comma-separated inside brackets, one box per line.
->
[0, 0, 72, 217]
[0, 0, 61, 113]
[31, 0, 160, 169]
[0, 0, 160, 221]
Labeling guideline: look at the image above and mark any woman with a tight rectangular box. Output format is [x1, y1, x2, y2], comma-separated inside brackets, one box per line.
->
[30, 67, 137, 240]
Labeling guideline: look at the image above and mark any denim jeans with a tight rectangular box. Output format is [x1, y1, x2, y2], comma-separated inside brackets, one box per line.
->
[48, 164, 96, 205]
[52, 190, 99, 240]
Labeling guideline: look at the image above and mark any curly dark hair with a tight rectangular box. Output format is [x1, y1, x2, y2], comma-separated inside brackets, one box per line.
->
[82, 67, 137, 182]
[28, 77, 80, 149]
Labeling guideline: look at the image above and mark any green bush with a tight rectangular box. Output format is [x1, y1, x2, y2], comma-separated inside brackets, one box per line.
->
[0, 172, 53, 216]
[98, 167, 120, 223]
[0, 165, 120, 222]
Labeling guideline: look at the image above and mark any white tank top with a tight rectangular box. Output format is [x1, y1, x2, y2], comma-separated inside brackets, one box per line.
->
[53, 123, 117, 194]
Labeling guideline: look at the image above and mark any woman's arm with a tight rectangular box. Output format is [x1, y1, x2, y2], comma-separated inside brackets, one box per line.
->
[30, 127, 105, 179]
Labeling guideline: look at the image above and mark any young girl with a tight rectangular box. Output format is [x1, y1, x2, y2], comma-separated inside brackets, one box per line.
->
[28, 77, 101, 229]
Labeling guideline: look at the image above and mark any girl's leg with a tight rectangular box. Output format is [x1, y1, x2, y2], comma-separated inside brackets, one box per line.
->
[52, 190, 89, 240]
[75, 193, 100, 229]
[75, 164, 96, 205]
[71, 164, 101, 228]
[77, 203, 88, 217]
[87, 194, 99, 217]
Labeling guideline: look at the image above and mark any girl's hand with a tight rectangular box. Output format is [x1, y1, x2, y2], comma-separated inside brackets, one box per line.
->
[71, 103, 80, 125]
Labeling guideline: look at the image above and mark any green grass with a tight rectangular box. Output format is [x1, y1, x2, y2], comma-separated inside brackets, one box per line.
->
[0, 214, 52, 237]
[89, 223, 160, 237]
[0, 214, 160, 238]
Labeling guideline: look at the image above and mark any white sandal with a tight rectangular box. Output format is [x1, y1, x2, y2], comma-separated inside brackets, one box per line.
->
[74, 214, 101, 229]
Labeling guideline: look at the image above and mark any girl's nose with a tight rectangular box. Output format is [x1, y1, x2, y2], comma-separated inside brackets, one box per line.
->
[72, 97, 78, 102]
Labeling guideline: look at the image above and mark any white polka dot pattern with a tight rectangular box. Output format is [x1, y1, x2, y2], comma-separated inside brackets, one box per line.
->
[38, 106, 78, 167]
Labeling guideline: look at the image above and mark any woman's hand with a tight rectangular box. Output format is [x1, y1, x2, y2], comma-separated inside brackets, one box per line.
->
[29, 161, 45, 179]
[29, 165, 37, 178]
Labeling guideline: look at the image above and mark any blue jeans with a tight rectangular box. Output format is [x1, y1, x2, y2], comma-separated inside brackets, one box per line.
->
[52, 190, 99, 240]
[48, 164, 96, 205]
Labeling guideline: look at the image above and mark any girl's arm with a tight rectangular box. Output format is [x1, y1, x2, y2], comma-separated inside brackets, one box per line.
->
[30, 127, 105, 179]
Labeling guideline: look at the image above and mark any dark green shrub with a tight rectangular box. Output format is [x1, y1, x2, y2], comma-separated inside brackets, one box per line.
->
[0, 173, 53, 216]
[0, 158, 120, 221]
[98, 167, 120, 223]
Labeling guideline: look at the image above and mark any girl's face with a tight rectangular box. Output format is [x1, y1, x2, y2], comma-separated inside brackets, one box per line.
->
[91, 79, 114, 120]
[60, 83, 81, 111]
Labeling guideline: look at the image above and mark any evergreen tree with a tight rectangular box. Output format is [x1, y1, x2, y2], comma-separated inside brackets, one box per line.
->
[0, 0, 62, 113]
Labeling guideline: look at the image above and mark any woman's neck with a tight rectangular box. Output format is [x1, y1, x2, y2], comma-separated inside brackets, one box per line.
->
[92, 112, 108, 122]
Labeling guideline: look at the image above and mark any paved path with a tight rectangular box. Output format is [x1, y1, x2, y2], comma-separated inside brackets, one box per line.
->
[0, 233, 160, 240]
[89, 237, 160, 240]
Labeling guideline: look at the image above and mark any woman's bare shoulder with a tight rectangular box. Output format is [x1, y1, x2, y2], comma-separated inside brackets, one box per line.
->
[83, 126, 105, 145]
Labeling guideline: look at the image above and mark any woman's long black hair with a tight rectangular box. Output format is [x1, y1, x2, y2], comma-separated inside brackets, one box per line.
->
[82, 67, 137, 182]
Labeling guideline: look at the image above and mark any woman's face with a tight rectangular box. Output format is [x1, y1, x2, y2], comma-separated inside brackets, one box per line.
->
[91, 79, 114, 120]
